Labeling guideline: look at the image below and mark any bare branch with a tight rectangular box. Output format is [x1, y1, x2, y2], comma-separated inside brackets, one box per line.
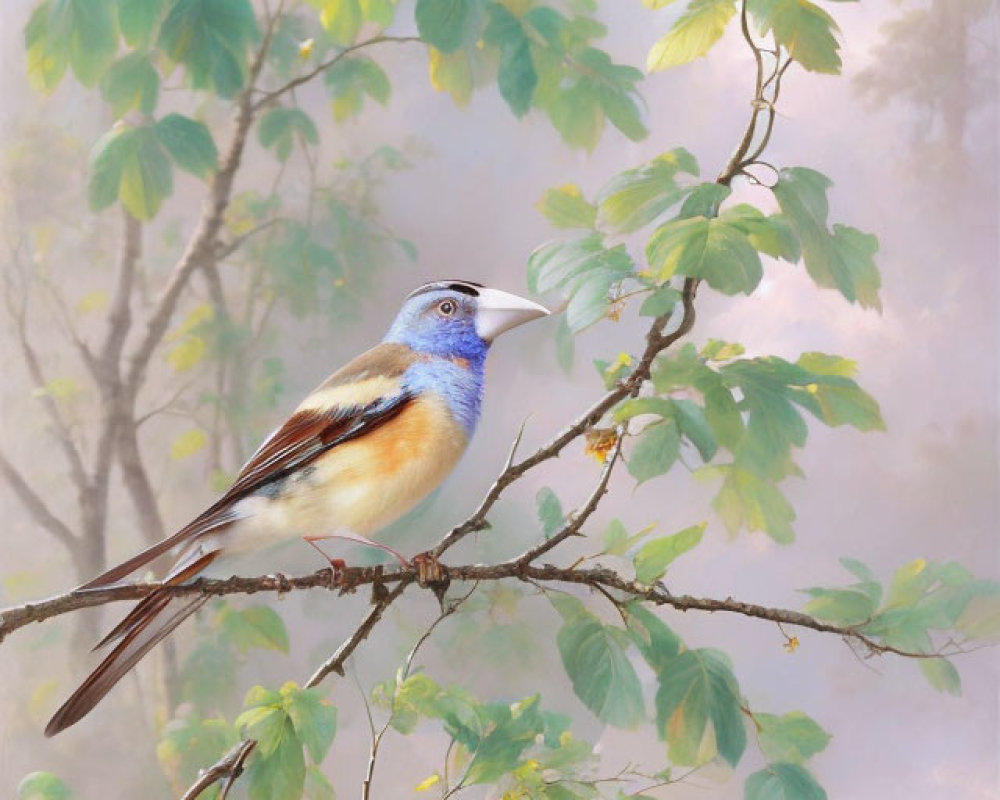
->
[305, 576, 414, 688]
[362, 583, 479, 800]
[0, 445, 79, 553]
[0, 564, 972, 662]
[179, 739, 256, 800]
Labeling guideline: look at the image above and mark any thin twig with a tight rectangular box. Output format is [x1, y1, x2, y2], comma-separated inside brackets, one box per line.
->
[305, 577, 413, 688]
[253, 36, 422, 110]
[179, 739, 257, 800]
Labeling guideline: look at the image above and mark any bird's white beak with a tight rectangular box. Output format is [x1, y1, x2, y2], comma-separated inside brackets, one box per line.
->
[475, 287, 551, 342]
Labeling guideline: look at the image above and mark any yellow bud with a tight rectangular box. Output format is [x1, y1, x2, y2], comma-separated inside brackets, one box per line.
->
[298, 38, 314, 59]
[415, 774, 441, 792]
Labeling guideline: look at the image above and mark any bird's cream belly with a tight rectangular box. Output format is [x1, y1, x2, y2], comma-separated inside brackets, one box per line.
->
[220, 395, 467, 553]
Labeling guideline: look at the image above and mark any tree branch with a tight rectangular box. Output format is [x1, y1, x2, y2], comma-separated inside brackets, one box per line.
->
[432, 281, 697, 559]
[124, 17, 279, 395]
[305, 576, 413, 688]
[0, 564, 965, 661]
[178, 739, 257, 800]
[252, 36, 422, 111]
[0, 445, 79, 553]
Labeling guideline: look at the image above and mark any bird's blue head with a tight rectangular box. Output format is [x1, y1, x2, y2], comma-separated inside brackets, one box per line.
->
[384, 280, 549, 364]
[384, 280, 549, 434]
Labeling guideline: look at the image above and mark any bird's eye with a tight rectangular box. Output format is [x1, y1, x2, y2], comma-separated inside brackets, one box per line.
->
[437, 299, 457, 317]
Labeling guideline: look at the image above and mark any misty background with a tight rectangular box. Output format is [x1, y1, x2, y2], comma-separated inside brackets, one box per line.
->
[0, 1, 997, 798]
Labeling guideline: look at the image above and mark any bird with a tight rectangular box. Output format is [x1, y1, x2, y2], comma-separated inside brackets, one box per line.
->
[45, 280, 549, 736]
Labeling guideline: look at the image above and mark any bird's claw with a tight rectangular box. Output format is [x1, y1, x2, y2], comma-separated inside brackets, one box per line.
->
[412, 551, 446, 587]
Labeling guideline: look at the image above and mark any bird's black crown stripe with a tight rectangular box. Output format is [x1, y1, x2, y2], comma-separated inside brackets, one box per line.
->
[406, 280, 483, 300]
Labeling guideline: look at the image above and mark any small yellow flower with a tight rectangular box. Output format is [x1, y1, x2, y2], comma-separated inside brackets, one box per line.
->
[298, 38, 315, 59]
[806, 383, 819, 394]
[784, 635, 800, 654]
[584, 427, 618, 463]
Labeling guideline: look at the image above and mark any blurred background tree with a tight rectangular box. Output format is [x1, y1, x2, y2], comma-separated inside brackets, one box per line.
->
[0, 1, 997, 799]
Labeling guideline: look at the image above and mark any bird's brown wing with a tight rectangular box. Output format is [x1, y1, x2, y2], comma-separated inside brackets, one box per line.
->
[79, 343, 419, 591]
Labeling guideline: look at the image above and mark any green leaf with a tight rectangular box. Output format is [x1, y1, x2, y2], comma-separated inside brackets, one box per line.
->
[711, 464, 796, 542]
[537, 184, 598, 229]
[745, 763, 827, 800]
[596, 150, 699, 233]
[557, 614, 645, 728]
[245, 718, 307, 800]
[633, 523, 706, 583]
[547, 84, 605, 151]
[282, 683, 338, 762]
[772, 167, 882, 309]
[602, 519, 630, 556]
[428, 46, 474, 105]
[236, 704, 287, 758]
[361, 0, 397, 26]
[170, 428, 207, 460]
[919, 657, 961, 696]
[956, 591, 1000, 640]
[671, 398, 718, 461]
[325, 57, 391, 121]
[646, 216, 763, 295]
[566, 258, 633, 331]
[18, 772, 72, 800]
[88, 127, 130, 212]
[304, 765, 335, 800]
[484, 3, 537, 117]
[97, 126, 173, 220]
[462, 696, 545, 784]
[155, 114, 218, 178]
[258, 108, 319, 161]
[655, 649, 746, 766]
[416, 0, 471, 53]
[639, 285, 681, 317]
[527, 233, 633, 330]
[25, 0, 118, 89]
[624, 602, 681, 672]
[220, 605, 291, 653]
[830, 224, 882, 310]
[536, 487, 564, 537]
[615, 396, 675, 423]
[157, 710, 238, 792]
[702, 379, 745, 450]
[721, 205, 801, 262]
[753, 0, 841, 74]
[159, 0, 259, 97]
[755, 711, 831, 764]
[316, 0, 363, 44]
[647, 0, 737, 72]
[802, 587, 874, 624]
[628, 421, 681, 484]
[102, 53, 161, 117]
[118, 0, 166, 46]
[678, 182, 731, 219]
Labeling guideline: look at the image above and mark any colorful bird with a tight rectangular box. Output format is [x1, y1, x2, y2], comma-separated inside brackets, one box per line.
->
[45, 280, 549, 736]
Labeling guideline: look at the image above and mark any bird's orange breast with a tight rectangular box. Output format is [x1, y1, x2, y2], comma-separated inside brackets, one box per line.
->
[275, 394, 468, 537]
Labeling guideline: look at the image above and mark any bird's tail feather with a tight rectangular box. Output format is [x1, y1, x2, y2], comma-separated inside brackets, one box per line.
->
[46, 550, 220, 737]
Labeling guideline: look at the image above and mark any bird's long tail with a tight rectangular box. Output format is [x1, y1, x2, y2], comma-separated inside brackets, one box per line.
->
[45, 549, 219, 737]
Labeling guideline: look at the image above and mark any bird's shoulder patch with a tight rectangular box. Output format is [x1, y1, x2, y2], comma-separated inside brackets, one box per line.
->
[298, 343, 417, 412]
